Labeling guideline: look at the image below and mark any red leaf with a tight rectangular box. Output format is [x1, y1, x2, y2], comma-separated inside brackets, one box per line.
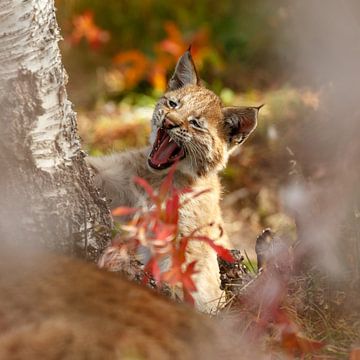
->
[177, 237, 189, 265]
[152, 222, 176, 244]
[144, 257, 161, 283]
[189, 235, 234, 262]
[181, 188, 211, 206]
[159, 162, 178, 201]
[183, 287, 195, 305]
[112, 207, 138, 216]
[134, 176, 158, 204]
[164, 193, 179, 225]
[182, 261, 198, 292]
[162, 260, 197, 306]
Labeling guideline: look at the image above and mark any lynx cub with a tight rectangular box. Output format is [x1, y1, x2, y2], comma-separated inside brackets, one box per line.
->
[89, 50, 260, 312]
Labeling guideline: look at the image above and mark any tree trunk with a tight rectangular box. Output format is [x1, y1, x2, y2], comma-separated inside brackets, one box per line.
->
[0, 0, 112, 260]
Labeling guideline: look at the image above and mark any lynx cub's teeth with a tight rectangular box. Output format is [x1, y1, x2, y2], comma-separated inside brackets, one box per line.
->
[169, 138, 173, 143]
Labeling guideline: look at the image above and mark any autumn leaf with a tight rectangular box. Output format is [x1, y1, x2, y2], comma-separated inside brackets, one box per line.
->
[144, 257, 161, 283]
[164, 193, 180, 225]
[149, 63, 168, 92]
[162, 258, 198, 305]
[162, 239, 189, 284]
[279, 330, 324, 356]
[183, 288, 195, 305]
[158, 162, 178, 201]
[188, 235, 234, 263]
[70, 11, 109, 49]
[177, 237, 189, 265]
[350, 348, 360, 360]
[112, 207, 138, 217]
[150, 221, 176, 252]
[182, 261, 198, 293]
[113, 50, 148, 89]
[134, 176, 158, 204]
[158, 21, 187, 58]
[181, 188, 211, 206]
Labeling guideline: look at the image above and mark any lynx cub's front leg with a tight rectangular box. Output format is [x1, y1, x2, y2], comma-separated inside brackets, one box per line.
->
[89, 50, 259, 312]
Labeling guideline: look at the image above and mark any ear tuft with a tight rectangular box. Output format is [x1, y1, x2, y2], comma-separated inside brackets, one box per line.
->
[223, 106, 259, 148]
[168, 50, 200, 91]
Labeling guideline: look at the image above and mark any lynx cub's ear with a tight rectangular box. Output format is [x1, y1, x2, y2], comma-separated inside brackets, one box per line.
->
[168, 49, 200, 91]
[223, 105, 263, 149]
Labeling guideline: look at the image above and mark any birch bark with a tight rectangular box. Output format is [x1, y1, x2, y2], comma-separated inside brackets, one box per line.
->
[0, 0, 111, 260]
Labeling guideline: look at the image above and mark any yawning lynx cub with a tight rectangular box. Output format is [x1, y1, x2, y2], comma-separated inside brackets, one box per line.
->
[89, 50, 260, 312]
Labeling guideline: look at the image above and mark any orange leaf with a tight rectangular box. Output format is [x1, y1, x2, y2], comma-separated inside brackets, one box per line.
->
[149, 64, 167, 92]
[350, 348, 360, 360]
[70, 11, 109, 49]
[113, 50, 148, 88]
[159, 22, 187, 58]
[280, 330, 324, 355]
[161, 265, 181, 285]
[112, 207, 138, 216]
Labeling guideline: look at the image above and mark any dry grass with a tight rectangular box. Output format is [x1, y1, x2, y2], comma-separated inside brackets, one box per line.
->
[285, 271, 360, 359]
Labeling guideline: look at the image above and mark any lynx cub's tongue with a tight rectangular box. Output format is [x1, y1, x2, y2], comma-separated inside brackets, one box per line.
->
[149, 128, 185, 170]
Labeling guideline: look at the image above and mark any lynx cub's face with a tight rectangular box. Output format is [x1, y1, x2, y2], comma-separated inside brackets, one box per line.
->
[148, 50, 261, 177]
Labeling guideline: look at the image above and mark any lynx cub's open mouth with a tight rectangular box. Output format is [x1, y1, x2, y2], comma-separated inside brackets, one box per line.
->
[148, 128, 185, 170]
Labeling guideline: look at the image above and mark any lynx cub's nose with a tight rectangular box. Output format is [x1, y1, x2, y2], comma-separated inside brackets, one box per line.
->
[163, 117, 179, 129]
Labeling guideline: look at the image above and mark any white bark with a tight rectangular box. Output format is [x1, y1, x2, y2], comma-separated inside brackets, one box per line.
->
[0, 0, 112, 260]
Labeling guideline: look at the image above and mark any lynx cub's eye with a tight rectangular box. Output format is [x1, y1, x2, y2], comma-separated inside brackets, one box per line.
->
[167, 99, 178, 109]
[189, 118, 203, 129]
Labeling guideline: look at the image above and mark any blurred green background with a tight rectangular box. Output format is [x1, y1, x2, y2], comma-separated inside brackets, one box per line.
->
[57, 0, 293, 106]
